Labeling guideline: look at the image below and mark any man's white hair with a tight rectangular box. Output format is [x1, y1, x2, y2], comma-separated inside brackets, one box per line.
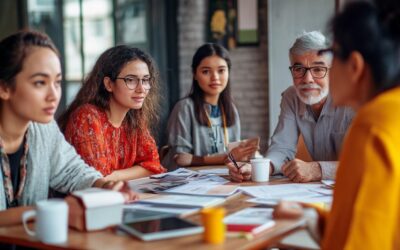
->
[289, 31, 329, 56]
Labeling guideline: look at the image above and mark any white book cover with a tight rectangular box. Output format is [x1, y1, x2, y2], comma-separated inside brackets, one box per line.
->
[73, 188, 125, 208]
[72, 188, 125, 230]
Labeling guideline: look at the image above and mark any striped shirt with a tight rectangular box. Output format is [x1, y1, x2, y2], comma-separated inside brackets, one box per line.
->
[266, 86, 354, 179]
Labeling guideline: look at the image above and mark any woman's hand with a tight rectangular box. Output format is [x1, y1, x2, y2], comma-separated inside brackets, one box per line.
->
[230, 144, 259, 162]
[101, 180, 139, 203]
[226, 161, 252, 182]
[94, 178, 139, 203]
[174, 153, 193, 166]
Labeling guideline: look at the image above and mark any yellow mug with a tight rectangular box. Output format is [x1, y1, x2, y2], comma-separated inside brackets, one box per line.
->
[201, 207, 225, 244]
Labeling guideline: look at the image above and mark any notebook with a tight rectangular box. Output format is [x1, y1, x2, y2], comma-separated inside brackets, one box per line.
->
[224, 207, 275, 237]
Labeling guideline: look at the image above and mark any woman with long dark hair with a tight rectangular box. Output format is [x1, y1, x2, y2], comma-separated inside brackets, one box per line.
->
[58, 46, 165, 181]
[163, 43, 257, 169]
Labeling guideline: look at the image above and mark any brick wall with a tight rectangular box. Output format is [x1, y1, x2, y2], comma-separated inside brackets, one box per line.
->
[177, 0, 207, 97]
[177, 0, 269, 153]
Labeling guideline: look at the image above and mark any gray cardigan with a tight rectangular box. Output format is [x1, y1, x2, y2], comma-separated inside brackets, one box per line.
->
[0, 120, 102, 210]
[162, 98, 241, 170]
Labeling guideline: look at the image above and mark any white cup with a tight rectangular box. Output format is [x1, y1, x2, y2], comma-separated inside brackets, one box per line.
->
[250, 158, 270, 182]
[22, 199, 69, 244]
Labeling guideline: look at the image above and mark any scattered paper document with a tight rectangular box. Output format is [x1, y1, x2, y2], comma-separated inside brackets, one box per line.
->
[150, 168, 198, 179]
[123, 204, 199, 217]
[137, 194, 225, 208]
[197, 168, 229, 176]
[131, 168, 238, 197]
[163, 182, 239, 197]
[161, 175, 238, 197]
[239, 183, 332, 204]
[321, 180, 335, 189]
[247, 195, 332, 206]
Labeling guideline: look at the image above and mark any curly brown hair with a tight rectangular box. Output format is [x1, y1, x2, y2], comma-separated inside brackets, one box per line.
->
[58, 45, 160, 133]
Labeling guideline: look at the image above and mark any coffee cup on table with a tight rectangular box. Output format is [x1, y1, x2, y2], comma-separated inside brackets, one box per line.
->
[22, 198, 69, 244]
[250, 158, 270, 182]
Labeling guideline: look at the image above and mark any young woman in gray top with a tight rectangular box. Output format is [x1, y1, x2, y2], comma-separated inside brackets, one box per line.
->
[163, 43, 258, 170]
[0, 31, 136, 226]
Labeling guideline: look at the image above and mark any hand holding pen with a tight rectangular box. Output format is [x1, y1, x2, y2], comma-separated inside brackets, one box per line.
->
[226, 151, 252, 182]
[227, 152, 241, 170]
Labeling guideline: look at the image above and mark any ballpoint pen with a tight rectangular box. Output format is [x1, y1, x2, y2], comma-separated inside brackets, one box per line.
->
[227, 152, 241, 170]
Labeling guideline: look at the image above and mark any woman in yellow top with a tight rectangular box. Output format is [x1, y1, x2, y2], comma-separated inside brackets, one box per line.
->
[274, 1, 400, 249]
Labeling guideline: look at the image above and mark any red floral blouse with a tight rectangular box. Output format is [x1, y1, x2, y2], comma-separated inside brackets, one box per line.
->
[64, 104, 165, 176]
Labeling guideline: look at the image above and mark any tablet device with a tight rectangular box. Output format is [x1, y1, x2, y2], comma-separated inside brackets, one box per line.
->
[122, 208, 174, 223]
[118, 217, 204, 241]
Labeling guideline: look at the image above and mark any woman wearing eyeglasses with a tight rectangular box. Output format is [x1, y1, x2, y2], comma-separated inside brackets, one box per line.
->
[58, 46, 165, 182]
[162, 43, 258, 170]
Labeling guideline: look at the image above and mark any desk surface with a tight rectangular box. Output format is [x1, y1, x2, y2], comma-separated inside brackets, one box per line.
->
[0, 169, 303, 250]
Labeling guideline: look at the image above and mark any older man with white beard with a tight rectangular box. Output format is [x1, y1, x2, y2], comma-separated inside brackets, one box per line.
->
[228, 31, 354, 183]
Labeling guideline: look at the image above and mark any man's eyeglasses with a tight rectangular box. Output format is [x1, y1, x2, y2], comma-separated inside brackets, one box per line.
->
[289, 66, 329, 79]
[116, 76, 152, 90]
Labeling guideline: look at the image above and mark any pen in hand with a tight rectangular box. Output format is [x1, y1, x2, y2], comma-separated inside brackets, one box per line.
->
[227, 152, 241, 170]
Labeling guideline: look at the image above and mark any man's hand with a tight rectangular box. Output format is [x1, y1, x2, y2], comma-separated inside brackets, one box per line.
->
[281, 159, 322, 182]
[226, 161, 252, 182]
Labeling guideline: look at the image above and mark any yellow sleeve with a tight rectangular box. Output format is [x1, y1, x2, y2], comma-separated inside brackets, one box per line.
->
[343, 126, 400, 249]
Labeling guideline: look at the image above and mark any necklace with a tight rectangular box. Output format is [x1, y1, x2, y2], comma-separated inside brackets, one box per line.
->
[205, 105, 229, 154]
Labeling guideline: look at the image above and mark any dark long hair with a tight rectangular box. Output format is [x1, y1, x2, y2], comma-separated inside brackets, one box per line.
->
[0, 30, 59, 89]
[58, 45, 160, 132]
[331, 1, 400, 93]
[189, 43, 236, 127]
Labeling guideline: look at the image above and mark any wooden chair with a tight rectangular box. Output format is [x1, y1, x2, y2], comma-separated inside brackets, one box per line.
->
[295, 134, 312, 162]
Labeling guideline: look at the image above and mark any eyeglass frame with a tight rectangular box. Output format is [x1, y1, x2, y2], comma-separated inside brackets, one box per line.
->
[115, 75, 152, 90]
[288, 65, 330, 79]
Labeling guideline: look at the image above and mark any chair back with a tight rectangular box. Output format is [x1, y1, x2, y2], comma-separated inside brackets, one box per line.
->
[295, 134, 312, 162]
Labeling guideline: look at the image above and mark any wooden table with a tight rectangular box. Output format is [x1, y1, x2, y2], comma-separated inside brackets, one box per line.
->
[0, 169, 304, 250]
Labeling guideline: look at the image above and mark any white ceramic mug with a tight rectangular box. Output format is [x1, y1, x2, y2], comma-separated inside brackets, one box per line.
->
[22, 199, 69, 244]
[250, 158, 270, 182]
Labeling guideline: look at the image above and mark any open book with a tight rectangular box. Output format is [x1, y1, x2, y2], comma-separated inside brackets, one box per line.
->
[224, 207, 275, 238]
